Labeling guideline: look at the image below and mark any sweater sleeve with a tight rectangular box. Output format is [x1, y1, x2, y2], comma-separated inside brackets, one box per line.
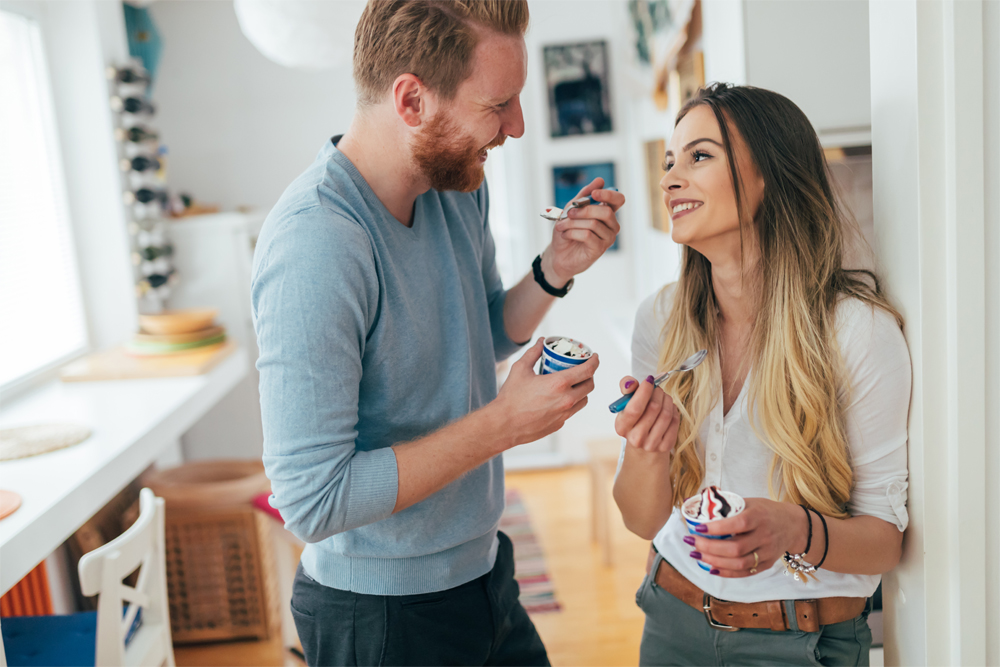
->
[251, 206, 398, 543]
[478, 181, 525, 361]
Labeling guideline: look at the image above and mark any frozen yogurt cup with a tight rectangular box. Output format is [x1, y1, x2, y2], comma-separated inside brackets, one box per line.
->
[540, 336, 593, 375]
[682, 486, 746, 571]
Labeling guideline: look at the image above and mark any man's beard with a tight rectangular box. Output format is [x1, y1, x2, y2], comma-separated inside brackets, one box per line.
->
[412, 110, 506, 193]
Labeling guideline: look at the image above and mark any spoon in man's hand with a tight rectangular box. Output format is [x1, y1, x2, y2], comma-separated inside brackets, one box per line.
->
[608, 349, 708, 414]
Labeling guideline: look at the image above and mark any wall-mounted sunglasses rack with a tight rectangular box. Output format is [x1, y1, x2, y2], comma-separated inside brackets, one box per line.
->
[107, 60, 177, 314]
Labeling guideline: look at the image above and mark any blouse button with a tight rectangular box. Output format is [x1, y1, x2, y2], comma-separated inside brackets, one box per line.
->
[715, 424, 722, 433]
[711, 453, 718, 461]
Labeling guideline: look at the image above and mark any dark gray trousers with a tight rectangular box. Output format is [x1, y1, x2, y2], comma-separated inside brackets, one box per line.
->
[290, 531, 550, 667]
[636, 551, 873, 666]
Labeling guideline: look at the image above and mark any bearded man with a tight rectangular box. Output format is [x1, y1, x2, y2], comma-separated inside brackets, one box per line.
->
[251, 2, 623, 665]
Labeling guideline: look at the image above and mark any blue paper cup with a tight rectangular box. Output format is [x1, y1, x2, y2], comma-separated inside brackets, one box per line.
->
[681, 491, 746, 571]
[540, 336, 593, 375]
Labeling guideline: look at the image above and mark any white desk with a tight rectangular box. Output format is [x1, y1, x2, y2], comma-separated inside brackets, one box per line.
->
[0, 349, 248, 595]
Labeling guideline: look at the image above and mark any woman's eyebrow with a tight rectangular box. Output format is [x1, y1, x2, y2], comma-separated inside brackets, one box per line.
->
[664, 138, 724, 157]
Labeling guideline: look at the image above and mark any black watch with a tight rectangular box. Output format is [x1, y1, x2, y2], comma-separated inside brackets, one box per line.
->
[532, 254, 574, 297]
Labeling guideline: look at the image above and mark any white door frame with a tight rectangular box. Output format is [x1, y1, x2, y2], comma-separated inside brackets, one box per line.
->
[869, 1, 997, 665]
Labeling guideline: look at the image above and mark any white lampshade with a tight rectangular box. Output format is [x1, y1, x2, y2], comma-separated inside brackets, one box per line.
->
[234, 0, 366, 70]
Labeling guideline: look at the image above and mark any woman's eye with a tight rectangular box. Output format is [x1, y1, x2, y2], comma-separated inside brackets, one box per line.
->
[662, 160, 673, 171]
[692, 150, 712, 162]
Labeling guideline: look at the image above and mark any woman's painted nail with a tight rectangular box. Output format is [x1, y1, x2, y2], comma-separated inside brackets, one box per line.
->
[625, 380, 636, 390]
[645, 375, 655, 384]
[683, 535, 695, 546]
[689, 551, 702, 560]
[710, 568, 720, 575]
[695, 525, 708, 533]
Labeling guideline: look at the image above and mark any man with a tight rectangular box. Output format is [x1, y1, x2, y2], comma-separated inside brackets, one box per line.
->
[251, 1, 624, 665]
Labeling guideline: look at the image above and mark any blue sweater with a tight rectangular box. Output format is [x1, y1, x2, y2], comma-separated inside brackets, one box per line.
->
[251, 139, 522, 595]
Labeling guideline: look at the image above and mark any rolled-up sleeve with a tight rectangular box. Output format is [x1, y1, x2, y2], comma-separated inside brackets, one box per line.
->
[840, 301, 912, 531]
[251, 207, 398, 543]
[478, 182, 524, 361]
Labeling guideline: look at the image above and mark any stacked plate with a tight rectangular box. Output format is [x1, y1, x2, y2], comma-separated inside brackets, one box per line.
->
[128, 308, 226, 356]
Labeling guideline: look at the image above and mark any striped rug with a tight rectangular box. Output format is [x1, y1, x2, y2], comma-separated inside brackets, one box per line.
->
[500, 489, 562, 614]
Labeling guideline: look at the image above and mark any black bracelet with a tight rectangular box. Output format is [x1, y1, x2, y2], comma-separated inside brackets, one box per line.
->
[781, 505, 818, 582]
[531, 254, 573, 297]
[813, 509, 830, 570]
[799, 504, 813, 555]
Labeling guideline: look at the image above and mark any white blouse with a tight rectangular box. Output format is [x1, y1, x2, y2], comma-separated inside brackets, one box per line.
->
[623, 284, 911, 603]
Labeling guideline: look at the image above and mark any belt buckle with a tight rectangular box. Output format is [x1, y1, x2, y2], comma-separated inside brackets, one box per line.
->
[703, 593, 740, 632]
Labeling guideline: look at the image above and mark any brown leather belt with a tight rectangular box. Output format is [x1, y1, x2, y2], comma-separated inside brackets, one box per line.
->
[646, 547, 867, 633]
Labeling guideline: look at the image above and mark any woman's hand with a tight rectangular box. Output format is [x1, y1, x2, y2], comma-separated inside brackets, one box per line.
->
[614, 375, 679, 453]
[683, 498, 809, 577]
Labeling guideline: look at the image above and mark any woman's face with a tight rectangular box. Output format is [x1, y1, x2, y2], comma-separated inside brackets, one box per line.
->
[660, 105, 763, 259]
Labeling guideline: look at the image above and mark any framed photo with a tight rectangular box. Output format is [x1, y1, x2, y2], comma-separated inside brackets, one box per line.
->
[543, 41, 613, 138]
[552, 162, 618, 251]
[644, 139, 670, 233]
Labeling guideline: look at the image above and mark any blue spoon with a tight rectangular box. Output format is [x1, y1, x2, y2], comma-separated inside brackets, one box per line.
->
[608, 349, 708, 414]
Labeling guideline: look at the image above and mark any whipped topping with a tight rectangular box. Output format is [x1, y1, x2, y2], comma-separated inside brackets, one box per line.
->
[546, 337, 590, 359]
[694, 486, 738, 521]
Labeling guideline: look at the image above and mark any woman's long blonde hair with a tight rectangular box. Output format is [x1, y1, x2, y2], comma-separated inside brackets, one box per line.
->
[660, 84, 902, 518]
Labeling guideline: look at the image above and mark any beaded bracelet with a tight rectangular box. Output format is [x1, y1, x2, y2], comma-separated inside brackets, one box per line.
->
[782, 505, 819, 582]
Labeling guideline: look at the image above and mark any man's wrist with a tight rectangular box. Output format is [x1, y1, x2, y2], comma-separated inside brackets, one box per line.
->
[539, 249, 571, 289]
[475, 402, 516, 456]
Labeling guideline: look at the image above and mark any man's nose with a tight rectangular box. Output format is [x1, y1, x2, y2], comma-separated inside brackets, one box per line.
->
[502, 97, 525, 139]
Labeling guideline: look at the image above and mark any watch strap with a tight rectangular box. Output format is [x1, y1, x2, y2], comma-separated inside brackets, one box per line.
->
[532, 254, 573, 297]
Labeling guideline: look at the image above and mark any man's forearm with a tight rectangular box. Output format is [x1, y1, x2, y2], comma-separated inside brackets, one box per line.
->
[391, 403, 511, 513]
[502, 250, 568, 343]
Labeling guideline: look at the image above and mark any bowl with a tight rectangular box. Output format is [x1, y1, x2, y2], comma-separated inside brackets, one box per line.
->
[138, 308, 218, 335]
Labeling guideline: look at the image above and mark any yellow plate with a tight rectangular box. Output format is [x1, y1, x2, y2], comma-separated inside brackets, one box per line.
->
[138, 308, 217, 335]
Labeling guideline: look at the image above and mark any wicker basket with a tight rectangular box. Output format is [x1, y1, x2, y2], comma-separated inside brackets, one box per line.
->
[145, 460, 279, 644]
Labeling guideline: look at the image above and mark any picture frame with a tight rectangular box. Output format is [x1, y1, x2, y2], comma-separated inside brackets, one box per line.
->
[543, 41, 613, 138]
[644, 139, 670, 233]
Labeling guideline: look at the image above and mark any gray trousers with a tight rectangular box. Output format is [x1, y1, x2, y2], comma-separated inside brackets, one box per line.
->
[636, 551, 873, 666]
[290, 531, 549, 667]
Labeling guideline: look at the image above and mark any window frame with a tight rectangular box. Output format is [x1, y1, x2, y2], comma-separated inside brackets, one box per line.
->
[0, 1, 92, 402]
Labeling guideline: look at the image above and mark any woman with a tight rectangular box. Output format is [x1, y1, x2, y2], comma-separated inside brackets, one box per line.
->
[613, 83, 910, 666]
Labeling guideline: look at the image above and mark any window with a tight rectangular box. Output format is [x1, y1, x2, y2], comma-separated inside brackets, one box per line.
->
[0, 8, 88, 391]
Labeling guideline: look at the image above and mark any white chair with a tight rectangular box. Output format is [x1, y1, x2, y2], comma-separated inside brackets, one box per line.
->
[1, 488, 175, 667]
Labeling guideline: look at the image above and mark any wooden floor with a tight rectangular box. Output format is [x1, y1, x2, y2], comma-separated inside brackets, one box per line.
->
[508, 467, 649, 667]
[174, 466, 648, 667]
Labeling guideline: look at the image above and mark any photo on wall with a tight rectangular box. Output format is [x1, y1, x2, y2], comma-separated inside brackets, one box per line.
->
[543, 41, 613, 138]
[644, 138, 670, 233]
[552, 162, 618, 251]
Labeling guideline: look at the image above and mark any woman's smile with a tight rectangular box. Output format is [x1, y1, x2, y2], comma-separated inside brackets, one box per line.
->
[669, 198, 704, 220]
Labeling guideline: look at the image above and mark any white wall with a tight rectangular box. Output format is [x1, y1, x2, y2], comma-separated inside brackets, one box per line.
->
[148, 0, 356, 213]
[870, 0, 999, 664]
[518, 1, 647, 463]
[703, 0, 872, 145]
[40, 0, 136, 353]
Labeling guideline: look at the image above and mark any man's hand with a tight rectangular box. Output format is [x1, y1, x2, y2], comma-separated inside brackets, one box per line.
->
[541, 177, 624, 286]
[490, 338, 599, 449]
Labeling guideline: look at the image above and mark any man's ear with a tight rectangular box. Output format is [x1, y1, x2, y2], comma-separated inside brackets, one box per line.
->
[393, 73, 426, 128]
